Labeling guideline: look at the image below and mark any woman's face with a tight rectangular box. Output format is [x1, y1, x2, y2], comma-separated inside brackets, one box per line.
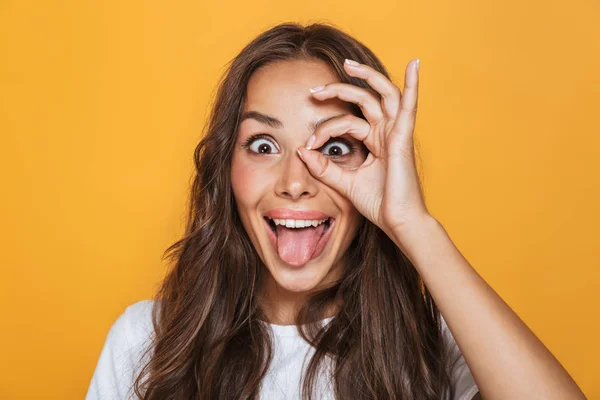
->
[231, 59, 367, 295]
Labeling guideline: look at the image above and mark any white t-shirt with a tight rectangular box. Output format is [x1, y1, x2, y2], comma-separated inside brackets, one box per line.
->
[85, 300, 479, 400]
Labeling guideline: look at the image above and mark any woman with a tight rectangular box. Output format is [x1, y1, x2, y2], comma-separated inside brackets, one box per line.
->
[86, 23, 585, 399]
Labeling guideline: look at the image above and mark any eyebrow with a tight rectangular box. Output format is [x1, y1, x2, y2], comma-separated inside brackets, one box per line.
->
[240, 110, 345, 132]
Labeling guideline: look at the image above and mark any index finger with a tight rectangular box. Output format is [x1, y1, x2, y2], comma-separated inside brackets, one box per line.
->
[306, 113, 378, 157]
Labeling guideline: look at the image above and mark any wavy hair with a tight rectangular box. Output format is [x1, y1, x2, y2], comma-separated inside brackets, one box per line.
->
[133, 22, 455, 400]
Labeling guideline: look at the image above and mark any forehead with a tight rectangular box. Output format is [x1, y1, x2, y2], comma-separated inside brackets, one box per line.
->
[242, 59, 352, 124]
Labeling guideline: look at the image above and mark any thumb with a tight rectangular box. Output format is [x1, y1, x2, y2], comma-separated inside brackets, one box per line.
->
[297, 148, 354, 198]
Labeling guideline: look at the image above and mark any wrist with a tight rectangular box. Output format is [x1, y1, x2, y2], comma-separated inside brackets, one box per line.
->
[389, 213, 443, 256]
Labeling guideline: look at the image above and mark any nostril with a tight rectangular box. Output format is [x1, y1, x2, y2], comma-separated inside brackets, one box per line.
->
[282, 191, 311, 198]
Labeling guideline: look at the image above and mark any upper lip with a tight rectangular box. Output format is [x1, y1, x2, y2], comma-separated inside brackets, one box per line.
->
[264, 208, 332, 220]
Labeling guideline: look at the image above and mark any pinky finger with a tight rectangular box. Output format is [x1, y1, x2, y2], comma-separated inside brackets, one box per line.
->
[393, 59, 420, 141]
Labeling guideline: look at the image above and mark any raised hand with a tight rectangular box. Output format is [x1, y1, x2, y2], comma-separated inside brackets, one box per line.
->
[297, 58, 428, 241]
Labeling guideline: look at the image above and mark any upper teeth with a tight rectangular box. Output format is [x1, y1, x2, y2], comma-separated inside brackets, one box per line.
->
[270, 218, 328, 228]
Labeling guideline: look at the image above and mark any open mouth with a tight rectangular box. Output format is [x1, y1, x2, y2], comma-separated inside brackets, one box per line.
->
[265, 217, 332, 235]
[263, 216, 335, 267]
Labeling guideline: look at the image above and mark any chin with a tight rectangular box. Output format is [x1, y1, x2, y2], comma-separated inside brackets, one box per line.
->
[268, 262, 332, 293]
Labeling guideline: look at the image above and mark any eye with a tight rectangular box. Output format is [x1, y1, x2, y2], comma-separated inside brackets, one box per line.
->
[243, 135, 280, 155]
[321, 140, 353, 157]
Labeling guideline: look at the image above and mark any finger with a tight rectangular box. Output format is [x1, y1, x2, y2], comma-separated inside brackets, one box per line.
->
[342, 58, 402, 120]
[296, 147, 355, 198]
[306, 114, 375, 154]
[310, 83, 384, 126]
[392, 59, 419, 147]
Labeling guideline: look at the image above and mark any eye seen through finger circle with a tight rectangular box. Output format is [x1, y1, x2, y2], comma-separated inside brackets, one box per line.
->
[320, 139, 354, 158]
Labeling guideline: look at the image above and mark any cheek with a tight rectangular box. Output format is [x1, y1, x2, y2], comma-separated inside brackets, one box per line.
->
[231, 152, 272, 210]
[328, 189, 364, 234]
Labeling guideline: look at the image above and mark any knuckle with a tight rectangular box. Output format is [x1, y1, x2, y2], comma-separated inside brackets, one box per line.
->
[342, 114, 358, 129]
[341, 113, 355, 123]
[339, 114, 353, 130]
[389, 85, 401, 98]
[355, 93, 366, 108]
[400, 105, 418, 115]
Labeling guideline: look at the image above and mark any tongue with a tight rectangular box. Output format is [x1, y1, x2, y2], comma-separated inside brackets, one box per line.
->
[276, 223, 326, 266]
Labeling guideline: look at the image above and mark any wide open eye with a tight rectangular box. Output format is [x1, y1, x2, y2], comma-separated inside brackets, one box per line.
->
[321, 140, 352, 157]
[244, 135, 280, 155]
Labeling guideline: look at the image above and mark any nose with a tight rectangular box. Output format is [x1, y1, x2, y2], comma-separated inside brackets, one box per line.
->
[274, 150, 319, 200]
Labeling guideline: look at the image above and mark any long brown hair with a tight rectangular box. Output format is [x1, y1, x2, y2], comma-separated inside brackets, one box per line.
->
[133, 22, 456, 400]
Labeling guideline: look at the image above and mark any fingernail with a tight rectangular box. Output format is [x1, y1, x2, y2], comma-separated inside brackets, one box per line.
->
[305, 135, 316, 150]
[345, 58, 360, 66]
[415, 58, 420, 71]
[309, 85, 325, 93]
[296, 148, 305, 161]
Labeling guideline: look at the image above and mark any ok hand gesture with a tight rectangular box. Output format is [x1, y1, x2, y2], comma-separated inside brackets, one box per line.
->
[298, 58, 428, 241]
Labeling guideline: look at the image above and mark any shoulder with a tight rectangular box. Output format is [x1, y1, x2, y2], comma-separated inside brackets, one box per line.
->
[85, 299, 158, 400]
[105, 299, 157, 351]
[113, 299, 158, 366]
[440, 314, 481, 400]
[122, 299, 157, 342]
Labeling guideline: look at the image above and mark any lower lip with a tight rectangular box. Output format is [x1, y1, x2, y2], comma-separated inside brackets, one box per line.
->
[264, 218, 335, 267]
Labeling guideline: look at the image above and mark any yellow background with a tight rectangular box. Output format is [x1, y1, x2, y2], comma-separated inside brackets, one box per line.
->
[1, 0, 598, 398]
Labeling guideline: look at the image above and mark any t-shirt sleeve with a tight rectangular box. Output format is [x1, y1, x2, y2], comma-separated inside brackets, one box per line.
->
[441, 315, 480, 400]
[85, 300, 155, 400]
